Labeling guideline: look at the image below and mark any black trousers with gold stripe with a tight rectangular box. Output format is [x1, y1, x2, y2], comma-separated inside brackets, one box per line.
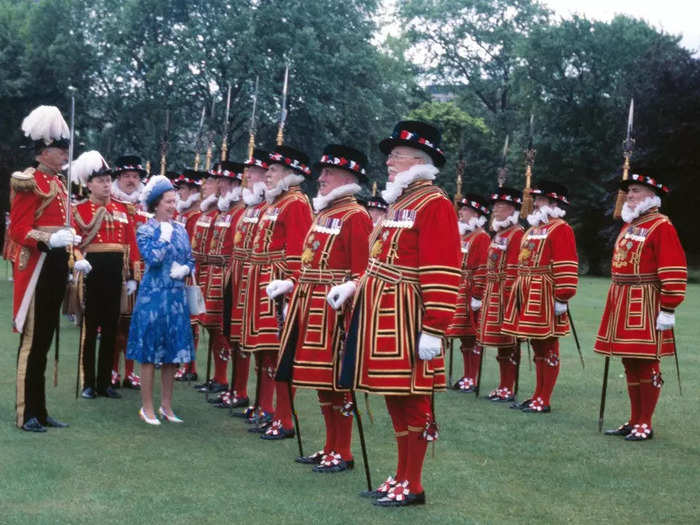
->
[80, 252, 122, 393]
[16, 248, 68, 427]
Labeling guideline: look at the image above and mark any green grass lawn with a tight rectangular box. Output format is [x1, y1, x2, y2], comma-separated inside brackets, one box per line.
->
[1, 263, 698, 524]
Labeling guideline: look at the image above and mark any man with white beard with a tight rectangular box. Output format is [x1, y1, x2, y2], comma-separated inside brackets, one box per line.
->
[110, 155, 150, 390]
[595, 172, 686, 441]
[477, 187, 524, 402]
[269, 144, 372, 470]
[329, 121, 460, 506]
[446, 194, 490, 393]
[502, 181, 578, 413]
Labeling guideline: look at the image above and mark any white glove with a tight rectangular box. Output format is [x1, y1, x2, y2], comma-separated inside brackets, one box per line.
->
[49, 228, 81, 248]
[283, 301, 289, 321]
[266, 279, 294, 299]
[470, 297, 482, 311]
[126, 280, 138, 296]
[159, 222, 173, 242]
[656, 310, 675, 331]
[418, 332, 442, 361]
[169, 261, 190, 280]
[554, 301, 568, 316]
[74, 259, 92, 274]
[326, 281, 356, 310]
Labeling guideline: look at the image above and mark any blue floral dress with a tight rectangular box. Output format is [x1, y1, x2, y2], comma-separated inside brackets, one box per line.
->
[126, 219, 195, 364]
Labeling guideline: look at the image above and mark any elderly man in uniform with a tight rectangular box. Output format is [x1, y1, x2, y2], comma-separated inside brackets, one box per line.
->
[242, 146, 313, 437]
[10, 106, 90, 432]
[331, 121, 461, 506]
[269, 144, 372, 470]
[502, 181, 578, 413]
[110, 154, 149, 390]
[595, 171, 686, 441]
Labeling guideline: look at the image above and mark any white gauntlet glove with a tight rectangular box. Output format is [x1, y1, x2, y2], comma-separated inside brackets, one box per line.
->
[470, 297, 482, 311]
[326, 281, 356, 310]
[656, 310, 675, 331]
[159, 222, 173, 243]
[125, 279, 138, 296]
[169, 261, 190, 280]
[554, 301, 568, 316]
[74, 258, 92, 275]
[49, 228, 81, 248]
[266, 279, 294, 299]
[418, 332, 442, 361]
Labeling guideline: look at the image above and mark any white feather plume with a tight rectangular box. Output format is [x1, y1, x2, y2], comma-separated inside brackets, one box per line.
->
[21, 105, 70, 144]
[71, 150, 110, 186]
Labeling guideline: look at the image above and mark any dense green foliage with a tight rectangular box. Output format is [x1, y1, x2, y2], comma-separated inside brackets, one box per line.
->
[1, 0, 699, 267]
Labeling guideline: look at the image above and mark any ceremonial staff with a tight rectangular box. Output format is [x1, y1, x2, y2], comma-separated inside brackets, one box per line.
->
[159, 109, 170, 176]
[613, 99, 635, 220]
[205, 98, 217, 171]
[520, 114, 535, 219]
[599, 98, 635, 426]
[193, 106, 206, 171]
[448, 146, 465, 388]
[272, 61, 304, 455]
[221, 82, 232, 161]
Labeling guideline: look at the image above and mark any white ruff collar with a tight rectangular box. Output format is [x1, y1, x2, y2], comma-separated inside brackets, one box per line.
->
[243, 182, 267, 206]
[313, 183, 361, 213]
[218, 186, 242, 212]
[381, 164, 438, 204]
[111, 180, 143, 204]
[621, 195, 661, 223]
[199, 193, 218, 212]
[176, 192, 200, 213]
[458, 215, 487, 235]
[265, 173, 305, 204]
[527, 205, 566, 227]
[492, 211, 520, 232]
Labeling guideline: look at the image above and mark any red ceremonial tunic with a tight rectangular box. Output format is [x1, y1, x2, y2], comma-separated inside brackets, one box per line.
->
[594, 210, 686, 358]
[241, 188, 313, 353]
[115, 201, 152, 316]
[478, 223, 524, 347]
[9, 167, 81, 332]
[175, 206, 202, 327]
[229, 201, 268, 343]
[199, 201, 245, 328]
[446, 228, 489, 338]
[348, 182, 461, 395]
[190, 205, 217, 290]
[502, 218, 578, 339]
[279, 195, 372, 391]
[73, 199, 139, 270]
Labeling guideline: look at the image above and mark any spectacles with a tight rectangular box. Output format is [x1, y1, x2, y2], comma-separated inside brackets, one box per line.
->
[387, 153, 424, 161]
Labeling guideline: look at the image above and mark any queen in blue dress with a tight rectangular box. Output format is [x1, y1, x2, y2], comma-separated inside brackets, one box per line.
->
[127, 175, 195, 425]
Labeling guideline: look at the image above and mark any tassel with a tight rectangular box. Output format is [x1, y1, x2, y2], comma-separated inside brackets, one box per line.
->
[613, 189, 626, 220]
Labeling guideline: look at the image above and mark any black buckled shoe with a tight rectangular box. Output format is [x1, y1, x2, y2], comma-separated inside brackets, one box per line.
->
[45, 416, 69, 428]
[510, 398, 531, 410]
[295, 450, 325, 465]
[605, 422, 633, 436]
[21, 417, 47, 433]
[521, 398, 550, 413]
[193, 379, 213, 390]
[373, 481, 426, 507]
[312, 452, 354, 473]
[196, 381, 228, 394]
[360, 476, 397, 499]
[99, 387, 122, 399]
[232, 406, 256, 419]
[260, 420, 294, 440]
[81, 387, 97, 399]
[625, 423, 654, 441]
[230, 395, 250, 408]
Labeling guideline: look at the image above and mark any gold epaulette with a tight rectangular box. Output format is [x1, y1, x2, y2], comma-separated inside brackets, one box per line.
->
[10, 167, 37, 192]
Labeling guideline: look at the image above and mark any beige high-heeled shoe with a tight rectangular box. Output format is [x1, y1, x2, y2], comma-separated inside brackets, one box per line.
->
[158, 406, 183, 423]
[139, 407, 161, 426]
